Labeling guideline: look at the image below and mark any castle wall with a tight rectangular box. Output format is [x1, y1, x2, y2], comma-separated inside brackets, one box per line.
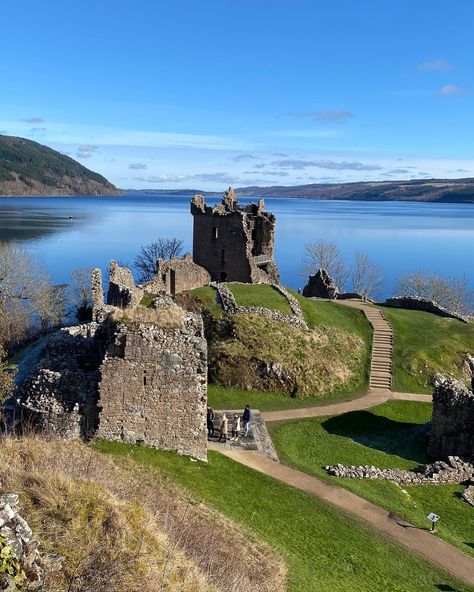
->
[96, 313, 208, 461]
[107, 260, 144, 309]
[428, 375, 474, 459]
[145, 253, 210, 295]
[190, 188, 279, 284]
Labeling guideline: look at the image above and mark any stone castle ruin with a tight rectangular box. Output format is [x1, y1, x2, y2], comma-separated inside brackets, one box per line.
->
[18, 263, 208, 461]
[16, 187, 280, 460]
[191, 187, 280, 284]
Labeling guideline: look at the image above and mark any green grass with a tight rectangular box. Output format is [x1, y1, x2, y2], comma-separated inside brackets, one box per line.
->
[228, 283, 293, 314]
[186, 286, 223, 318]
[96, 441, 472, 592]
[139, 295, 154, 308]
[270, 400, 474, 559]
[381, 307, 474, 393]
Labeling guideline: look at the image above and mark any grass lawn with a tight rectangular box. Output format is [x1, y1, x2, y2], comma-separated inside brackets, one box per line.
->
[96, 441, 472, 592]
[185, 286, 223, 318]
[381, 307, 474, 393]
[228, 283, 293, 314]
[270, 400, 474, 559]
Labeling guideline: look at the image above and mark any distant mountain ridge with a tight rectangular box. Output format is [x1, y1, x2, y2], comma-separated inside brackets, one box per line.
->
[0, 135, 120, 196]
[126, 178, 474, 203]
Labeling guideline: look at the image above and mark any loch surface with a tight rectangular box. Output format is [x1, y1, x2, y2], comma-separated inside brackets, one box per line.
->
[1, 193, 473, 298]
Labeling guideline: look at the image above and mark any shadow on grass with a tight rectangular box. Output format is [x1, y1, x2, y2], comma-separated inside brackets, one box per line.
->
[321, 410, 431, 464]
[435, 585, 461, 591]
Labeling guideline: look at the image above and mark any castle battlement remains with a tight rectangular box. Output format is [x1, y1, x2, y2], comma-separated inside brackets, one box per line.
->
[191, 187, 280, 284]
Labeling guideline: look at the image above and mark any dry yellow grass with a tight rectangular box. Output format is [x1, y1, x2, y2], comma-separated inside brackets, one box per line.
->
[0, 436, 286, 592]
[109, 305, 185, 328]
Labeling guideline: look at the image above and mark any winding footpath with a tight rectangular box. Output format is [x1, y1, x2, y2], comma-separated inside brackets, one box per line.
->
[211, 300, 474, 587]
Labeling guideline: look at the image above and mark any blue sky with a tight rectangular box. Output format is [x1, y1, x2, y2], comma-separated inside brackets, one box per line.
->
[1, 0, 473, 190]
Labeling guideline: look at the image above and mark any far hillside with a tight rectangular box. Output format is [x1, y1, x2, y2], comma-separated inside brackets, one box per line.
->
[0, 134, 120, 196]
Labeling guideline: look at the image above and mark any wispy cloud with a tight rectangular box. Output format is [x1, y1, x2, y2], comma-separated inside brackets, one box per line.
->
[438, 84, 469, 96]
[76, 144, 99, 158]
[418, 59, 452, 72]
[20, 116, 45, 124]
[270, 129, 338, 138]
[129, 162, 147, 170]
[230, 153, 257, 162]
[30, 127, 47, 136]
[268, 159, 383, 171]
[134, 172, 235, 184]
[287, 109, 354, 121]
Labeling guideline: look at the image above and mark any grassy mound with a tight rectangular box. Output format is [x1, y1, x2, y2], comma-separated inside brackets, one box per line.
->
[186, 285, 372, 407]
[209, 314, 367, 398]
[270, 400, 474, 559]
[381, 307, 474, 393]
[228, 283, 293, 314]
[98, 441, 472, 592]
[1, 436, 284, 592]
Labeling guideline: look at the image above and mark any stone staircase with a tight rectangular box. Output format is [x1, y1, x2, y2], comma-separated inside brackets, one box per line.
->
[337, 300, 393, 391]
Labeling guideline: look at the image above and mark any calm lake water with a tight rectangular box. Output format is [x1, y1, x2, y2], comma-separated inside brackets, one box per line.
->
[1, 193, 473, 299]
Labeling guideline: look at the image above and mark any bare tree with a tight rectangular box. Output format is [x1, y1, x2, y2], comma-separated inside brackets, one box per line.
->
[395, 272, 473, 315]
[302, 240, 347, 290]
[0, 346, 15, 405]
[0, 242, 62, 345]
[70, 267, 93, 322]
[36, 283, 68, 332]
[134, 238, 184, 283]
[351, 252, 383, 300]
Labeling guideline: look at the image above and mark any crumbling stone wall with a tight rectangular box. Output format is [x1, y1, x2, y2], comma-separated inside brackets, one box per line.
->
[303, 269, 339, 299]
[384, 296, 469, 323]
[18, 311, 208, 461]
[216, 283, 307, 330]
[145, 253, 210, 296]
[191, 188, 280, 284]
[18, 324, 102, 440]
[96, 313, 207, 461]
[428, 375, 474, 459]
[107, 260, 144, 309]
[0, 494, 44, 590]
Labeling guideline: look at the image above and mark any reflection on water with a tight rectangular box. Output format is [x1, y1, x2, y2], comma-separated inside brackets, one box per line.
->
[0, 194, 473, 299]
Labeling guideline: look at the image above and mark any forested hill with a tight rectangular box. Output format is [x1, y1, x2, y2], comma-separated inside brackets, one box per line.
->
[0, 135, 120, 196]
[233, 179, 474, 203]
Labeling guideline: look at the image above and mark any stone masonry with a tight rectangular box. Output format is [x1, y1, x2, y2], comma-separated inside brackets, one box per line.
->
[215, 283, 308, 330]
[18, 305, 208, 461]
[191, 187, 280, 284]
[303, 268, 339, 300]
[107, 260, 144, 309]
[96, 313, 207, 460]
[144, 253, 211, 296]
[428, 374, 474, 459]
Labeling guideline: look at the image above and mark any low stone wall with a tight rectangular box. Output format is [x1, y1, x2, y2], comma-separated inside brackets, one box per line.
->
[215, 283, 308, 330]
[462, 483, 474, 507]
[326, 456, 474, 485]
[0, 493, 43, 590]
[384, 296, 470, 323]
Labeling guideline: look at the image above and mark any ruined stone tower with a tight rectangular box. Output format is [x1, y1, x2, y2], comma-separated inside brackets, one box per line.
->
[190, 187, 280, 284]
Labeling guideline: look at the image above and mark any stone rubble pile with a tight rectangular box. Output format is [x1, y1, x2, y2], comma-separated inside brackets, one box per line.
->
[215, 283, 308, 330]
[326, 455, 474, 485]
[0, 494, 43, 590]
[302, 269, 339, 300]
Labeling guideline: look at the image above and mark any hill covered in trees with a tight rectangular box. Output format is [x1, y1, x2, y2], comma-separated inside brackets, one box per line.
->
[128, 178, 474, 203]
[233, 178, 474, 203]
[0, 135, 120, 196]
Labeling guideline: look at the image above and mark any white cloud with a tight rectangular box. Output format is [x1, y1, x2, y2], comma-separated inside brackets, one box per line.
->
[438, 85, 469, 96]
[287, 110, 354, 121]
[20, 116, 44, 123]
[129, 162, 147, 170]
[418, 59, 452, 72]
[76, 144, 99, 158]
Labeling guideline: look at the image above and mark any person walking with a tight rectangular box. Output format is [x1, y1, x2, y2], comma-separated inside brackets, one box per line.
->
[219, 413, 228, 443]
[207, 406, 215, 438]
[232, 413, 241, 440]
[242, 405, 252, 437]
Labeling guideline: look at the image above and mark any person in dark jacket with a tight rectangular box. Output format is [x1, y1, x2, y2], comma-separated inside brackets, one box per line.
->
[242, 405, 251, 437]
[207, 406, 215, 438]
